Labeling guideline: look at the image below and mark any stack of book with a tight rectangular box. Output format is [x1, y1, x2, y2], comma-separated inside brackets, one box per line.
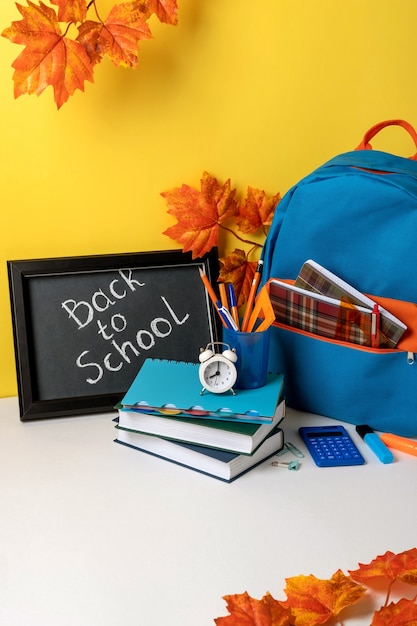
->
[114, 358, 285, 482]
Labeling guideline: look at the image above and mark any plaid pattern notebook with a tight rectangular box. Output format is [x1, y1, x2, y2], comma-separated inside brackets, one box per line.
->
[294, 259, 407, 348]
[269, 280, 373, 346]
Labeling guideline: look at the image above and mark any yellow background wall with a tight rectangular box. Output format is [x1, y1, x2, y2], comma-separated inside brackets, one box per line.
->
[1, 0, 417, 398]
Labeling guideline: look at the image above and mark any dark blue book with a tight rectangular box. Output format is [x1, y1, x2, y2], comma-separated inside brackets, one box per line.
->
[114, 426, 284, 482]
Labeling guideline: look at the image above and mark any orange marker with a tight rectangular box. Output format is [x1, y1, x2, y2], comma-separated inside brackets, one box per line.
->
[380, 433, 417, 457]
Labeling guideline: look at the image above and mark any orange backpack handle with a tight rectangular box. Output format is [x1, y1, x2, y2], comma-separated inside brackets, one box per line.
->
[355, 119, 417, 161]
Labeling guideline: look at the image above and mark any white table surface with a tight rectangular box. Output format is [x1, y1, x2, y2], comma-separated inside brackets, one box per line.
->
[0, 396, 416, 625]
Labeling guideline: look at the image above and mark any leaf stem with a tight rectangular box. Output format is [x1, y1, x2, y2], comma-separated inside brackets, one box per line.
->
[384, 579, 395, 607]
[218, 223, 262, 249]
[62, 22, 72, 36]
[89, 0, 103, 23]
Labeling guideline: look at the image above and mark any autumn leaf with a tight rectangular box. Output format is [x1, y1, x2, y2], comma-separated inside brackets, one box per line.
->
[215, 591, 291, 626]
[236, 187, 281, 234]
[2, 1, 94, 109]
[371, 597, 417, 625]
[219, 249, 257, 309]
[201, 171, 239, 224]
[162, 171, 237, 259]
[162, 184, 219, 259]
[77, 2, 152, 68]
[349, 549, 417, 588]
[280, 569, 366, 626]
[142, 0, 179, 24]
[50, 0, 87, 22]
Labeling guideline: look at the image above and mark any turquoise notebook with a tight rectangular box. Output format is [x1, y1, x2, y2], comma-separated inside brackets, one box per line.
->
[121, 359, 284, 424]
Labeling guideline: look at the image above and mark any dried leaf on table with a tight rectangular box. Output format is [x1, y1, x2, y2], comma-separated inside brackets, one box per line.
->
[371, 597, 417, 625]
[349, 548, 417, 587]
[280, 569, 366, 625]
[215, 591, 291, 626]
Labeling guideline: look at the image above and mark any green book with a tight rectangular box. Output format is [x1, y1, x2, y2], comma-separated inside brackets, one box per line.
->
[116, 399, 285, 455]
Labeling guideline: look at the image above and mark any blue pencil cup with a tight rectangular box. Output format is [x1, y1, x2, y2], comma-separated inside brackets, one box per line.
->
[223, 323, 270, 389]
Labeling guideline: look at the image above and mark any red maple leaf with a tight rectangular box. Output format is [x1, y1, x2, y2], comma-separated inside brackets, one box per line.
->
[219, 249, 257, 309]
[280, 569, 366, 626]
[215, 591, 291, 626]
[371, 598, 417, 625]
[349, 549, 417, 587]
[77, 2, 152, 68]
[2, 1, 94, 109]
[50, 0, 87, 22]
[236, 187, 281, 234]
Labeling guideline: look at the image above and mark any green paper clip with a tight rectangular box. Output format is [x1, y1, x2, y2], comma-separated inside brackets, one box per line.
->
[275, 441, 305, 458]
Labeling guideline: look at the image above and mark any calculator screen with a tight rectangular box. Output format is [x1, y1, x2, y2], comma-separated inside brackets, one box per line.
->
[306, 431, 342, 438]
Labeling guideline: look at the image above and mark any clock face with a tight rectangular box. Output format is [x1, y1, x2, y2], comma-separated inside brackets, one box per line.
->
[199, 357, 237, 393]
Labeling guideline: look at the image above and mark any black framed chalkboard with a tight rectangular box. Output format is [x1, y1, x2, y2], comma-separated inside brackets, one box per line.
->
[8, 249, 220, 420]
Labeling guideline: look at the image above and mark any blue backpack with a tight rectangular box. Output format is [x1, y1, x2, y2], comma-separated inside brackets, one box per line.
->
[261, 120, 417, 436]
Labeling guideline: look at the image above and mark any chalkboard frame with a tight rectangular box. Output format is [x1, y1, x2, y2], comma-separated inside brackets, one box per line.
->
[8, 249, 220, 421]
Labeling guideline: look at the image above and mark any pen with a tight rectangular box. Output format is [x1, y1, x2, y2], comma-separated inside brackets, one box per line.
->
[356, 424, 394, 464]
[241, 260, 264, 332]
[215, 301, 238, 331]
[371, 303, 380, 348]
[380, 432, 417, 457]
[226, 283, 240, 330]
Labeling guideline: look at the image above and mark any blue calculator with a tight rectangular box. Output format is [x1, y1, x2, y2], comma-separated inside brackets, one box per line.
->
[299, 425, 365, 467]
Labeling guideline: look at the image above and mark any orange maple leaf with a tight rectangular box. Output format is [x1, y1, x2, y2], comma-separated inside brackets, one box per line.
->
[77, 2, 152, 68]
[162, 172, 237, 260]
[201, 171, 239, 224]
[143, 0, 179, 25]
[371, 597, 417, 625]
[162, 184, 219, 259]
[50, 0, 87, 22]
[236, 187, 281, 234]
[215, 591, 291, 626]
[349, 549, 417, 587]
[2, 1, 94, 109]
[280, 569, 366, 626]
[219, 249, 257, 309]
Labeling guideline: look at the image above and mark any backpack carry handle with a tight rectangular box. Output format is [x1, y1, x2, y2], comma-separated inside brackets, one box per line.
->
[355, 119, 417, 160]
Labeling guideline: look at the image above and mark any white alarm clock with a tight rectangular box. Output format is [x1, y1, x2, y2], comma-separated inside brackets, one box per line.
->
[198, 341, 238, 394]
